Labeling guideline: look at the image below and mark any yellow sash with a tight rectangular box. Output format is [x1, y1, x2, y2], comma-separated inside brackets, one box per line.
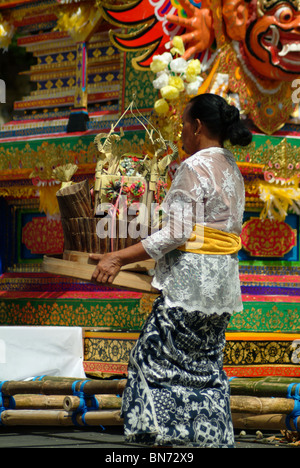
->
[177, 224, 241, 255]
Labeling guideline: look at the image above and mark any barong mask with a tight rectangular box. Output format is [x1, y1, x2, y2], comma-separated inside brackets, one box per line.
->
[223, 0, 300, 81]
[101, 0, 300, 80]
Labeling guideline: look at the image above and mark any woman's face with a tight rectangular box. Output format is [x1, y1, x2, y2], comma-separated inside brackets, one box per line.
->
[181, 106, 197, 156]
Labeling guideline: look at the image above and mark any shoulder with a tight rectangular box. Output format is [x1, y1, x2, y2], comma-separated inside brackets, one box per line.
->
[181, 150, 216, 176]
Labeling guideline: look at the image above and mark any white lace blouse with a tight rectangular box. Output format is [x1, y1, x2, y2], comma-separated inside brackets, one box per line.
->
[141, 147, 245, 315]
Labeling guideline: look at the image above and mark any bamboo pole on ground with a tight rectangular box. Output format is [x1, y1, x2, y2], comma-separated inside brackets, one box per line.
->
[1, 376, 300, 431]
[232, 413, 300, 432]
[232, 377, 300, 384]
[0, 379, 127, 397]
[3, 394, 66, 410]
[63, 394, 122, 411]
[1, 407, 297, 431]
[4, 394, 293, 415]
[0, 409, 123, 427]
[34, 376, 87, 382]
[230, 396, 295, 415]
[229, 377, 300, 398]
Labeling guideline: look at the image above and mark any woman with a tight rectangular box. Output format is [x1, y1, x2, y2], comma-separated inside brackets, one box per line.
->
[90, 93, 252, 447]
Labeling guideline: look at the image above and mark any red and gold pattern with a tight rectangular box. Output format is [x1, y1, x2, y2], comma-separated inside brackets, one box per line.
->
[241, 217, 297, 257]
[22, 217, 64, 255]
[208, 43, 295, 135]
[82, 330, 300, 377]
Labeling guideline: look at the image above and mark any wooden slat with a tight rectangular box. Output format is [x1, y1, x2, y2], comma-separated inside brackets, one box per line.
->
[62, 250, 156, 272]
[42, 255, 158, 293]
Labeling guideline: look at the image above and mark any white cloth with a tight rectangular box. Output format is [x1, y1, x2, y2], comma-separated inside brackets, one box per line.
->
[0, 327, 85, 380]
[142, 147, 245, 315]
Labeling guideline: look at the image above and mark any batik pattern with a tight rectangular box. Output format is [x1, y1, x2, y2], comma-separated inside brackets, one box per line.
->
[121, 296, 235, 448]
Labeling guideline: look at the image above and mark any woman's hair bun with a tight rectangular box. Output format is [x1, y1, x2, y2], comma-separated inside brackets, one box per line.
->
[188, 93, 252, 147]
[219, 102, 240, 126]
[226, 119, 253, 147]
[219, 100, 252, 147]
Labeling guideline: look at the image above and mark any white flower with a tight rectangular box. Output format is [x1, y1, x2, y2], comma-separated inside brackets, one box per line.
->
[153, 52, 172, 65]
[170, 57, 187, 74]
[186, 76, 204, 95]
[153, 71, 169, 89]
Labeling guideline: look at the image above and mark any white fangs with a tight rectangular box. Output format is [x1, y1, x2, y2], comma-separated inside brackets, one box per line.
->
[264, 25, 280, 46]
[263, 25, 300, 63]
[270, 25, 280, 47]
[279, 43, 300, 56]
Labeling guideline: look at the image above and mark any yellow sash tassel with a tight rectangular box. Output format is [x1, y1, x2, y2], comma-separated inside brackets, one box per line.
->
[177, 224, 241, 255]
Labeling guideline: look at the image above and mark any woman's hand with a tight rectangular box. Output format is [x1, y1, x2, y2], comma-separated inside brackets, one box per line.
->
[89, 242, 151, 285]
[89, 252, 122, 284]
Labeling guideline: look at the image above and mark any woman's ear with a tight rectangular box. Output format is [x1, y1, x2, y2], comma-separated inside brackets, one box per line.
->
[194, 118, 202, 136]
[222, 0, 249, 42]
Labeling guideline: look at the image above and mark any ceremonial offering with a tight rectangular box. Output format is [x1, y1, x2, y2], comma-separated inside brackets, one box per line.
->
[43, 99, 176, 292]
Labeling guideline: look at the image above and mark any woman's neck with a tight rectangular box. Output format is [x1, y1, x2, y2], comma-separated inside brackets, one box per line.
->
[198, 133, 222, 150]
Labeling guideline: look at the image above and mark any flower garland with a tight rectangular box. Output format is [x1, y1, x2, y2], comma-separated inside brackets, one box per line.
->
[154, 180, 168, 204]
[106, 178, 146, 210]
[106, 179, 128, 204]
[149, 36, 204, 146]
[151, 36, 203, 117]
[130, 181, 146, 199]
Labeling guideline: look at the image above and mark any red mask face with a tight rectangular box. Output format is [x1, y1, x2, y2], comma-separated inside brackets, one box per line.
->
[242, 1, 300, 81]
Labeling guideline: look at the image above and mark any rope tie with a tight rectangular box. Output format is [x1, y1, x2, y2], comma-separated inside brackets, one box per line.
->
[0, 381, 15, 426]
[71, 380, 102, 428]
[286, 383, 300, 432]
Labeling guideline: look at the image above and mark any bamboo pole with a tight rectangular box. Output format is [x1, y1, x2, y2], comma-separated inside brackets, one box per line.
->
[3, 394, 66, 410]
[2, 406, 298, 431]
[232, 413, 300, 432]
[230, 396, 295, 415]
[63, 394, 122, 411]
[0, 379, 127, 397]
[35, 376, 86, 382]
[229, 378, 300, 398]
[256, 377, 300, 384]
[74, 409, 123, 426]
[4, 394, 295, 415]
[0, 409, 123, 427]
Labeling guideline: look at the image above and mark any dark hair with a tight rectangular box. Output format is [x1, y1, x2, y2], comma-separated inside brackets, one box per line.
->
[187, 93, 252, 147]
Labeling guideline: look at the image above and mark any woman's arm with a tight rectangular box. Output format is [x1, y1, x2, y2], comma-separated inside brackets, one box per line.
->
[89, 242, 150, 284]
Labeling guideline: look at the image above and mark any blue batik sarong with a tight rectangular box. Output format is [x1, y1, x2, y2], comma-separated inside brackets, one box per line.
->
[121, 295, 235, 447]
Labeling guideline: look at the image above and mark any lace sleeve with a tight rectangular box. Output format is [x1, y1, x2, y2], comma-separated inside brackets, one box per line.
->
[142, 162, 205, 261]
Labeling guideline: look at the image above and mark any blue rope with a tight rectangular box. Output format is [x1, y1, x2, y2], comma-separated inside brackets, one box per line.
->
[286, 383, 300, 432]
[70, 380, 104, 428]
[71, 380, 89, 426]
[0, 381, 15, 426]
